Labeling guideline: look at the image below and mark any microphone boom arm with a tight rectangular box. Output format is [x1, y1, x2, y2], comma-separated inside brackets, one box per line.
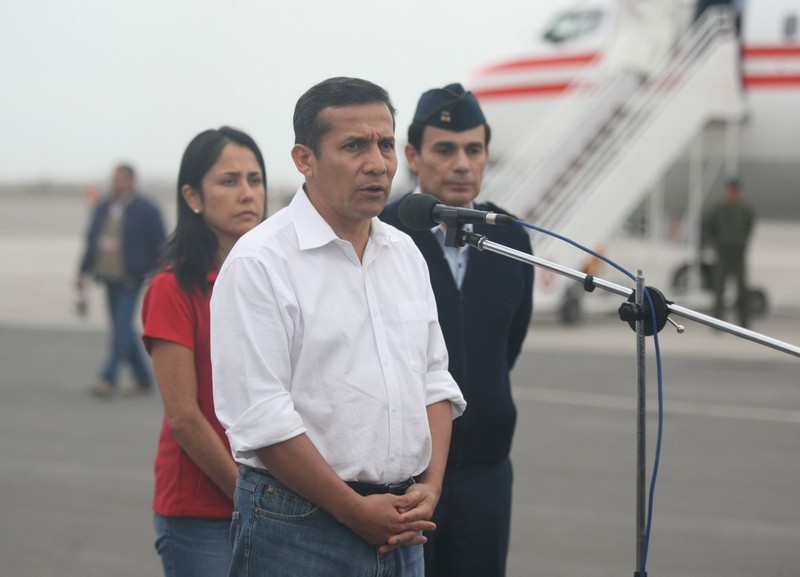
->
[459, 229, 800, 358]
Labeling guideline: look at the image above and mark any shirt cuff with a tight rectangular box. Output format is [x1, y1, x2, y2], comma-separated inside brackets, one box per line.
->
[226, 397, 307, 461]
[425, 369, 467, 419]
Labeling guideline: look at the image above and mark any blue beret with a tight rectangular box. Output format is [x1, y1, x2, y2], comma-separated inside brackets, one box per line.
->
[412, 83, 486, 131]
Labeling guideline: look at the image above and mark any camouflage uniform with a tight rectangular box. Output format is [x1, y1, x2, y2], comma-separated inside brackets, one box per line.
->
[704, 196, 755, 326]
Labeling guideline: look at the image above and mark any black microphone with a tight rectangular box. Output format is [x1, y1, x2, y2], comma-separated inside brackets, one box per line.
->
[398, 193, 517, 231]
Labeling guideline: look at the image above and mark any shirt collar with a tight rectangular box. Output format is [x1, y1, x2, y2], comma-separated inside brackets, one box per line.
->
[290, 186, 400, 252]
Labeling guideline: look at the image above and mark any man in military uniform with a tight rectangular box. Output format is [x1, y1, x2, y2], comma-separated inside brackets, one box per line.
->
[704, 177, 755, 327]
[381, 83, 534, 577]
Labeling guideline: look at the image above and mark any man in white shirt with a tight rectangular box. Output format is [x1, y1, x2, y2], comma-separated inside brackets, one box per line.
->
[210, 77, 466, 577]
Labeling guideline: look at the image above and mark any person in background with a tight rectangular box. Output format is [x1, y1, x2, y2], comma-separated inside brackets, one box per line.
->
[76, 164, 166, 398]
[381, 83, 534, 577]
[704, 176, 755, 328]
[140, 127, 267, 577]
[210, 77, 466, 577]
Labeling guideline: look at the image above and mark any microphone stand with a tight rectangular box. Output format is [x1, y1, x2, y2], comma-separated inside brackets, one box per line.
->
[449, 225, 800, 577]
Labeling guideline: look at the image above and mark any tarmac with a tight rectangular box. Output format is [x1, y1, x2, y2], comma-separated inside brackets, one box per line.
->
[1, 191, 799, 576]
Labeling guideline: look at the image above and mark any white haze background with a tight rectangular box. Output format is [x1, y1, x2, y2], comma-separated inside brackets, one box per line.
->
[2, 0, 565, 188]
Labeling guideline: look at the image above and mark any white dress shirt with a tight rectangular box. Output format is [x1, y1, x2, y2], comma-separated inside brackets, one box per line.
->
[211, 188, 466, 484]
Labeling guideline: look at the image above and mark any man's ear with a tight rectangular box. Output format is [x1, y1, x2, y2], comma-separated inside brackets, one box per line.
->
[291, 144, 315, 178]
[405, 143, 419, 174]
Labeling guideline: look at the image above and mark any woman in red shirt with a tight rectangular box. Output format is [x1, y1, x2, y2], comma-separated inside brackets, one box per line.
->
[141, 127, 266, 577]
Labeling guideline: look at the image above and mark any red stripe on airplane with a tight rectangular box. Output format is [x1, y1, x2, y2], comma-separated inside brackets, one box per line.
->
[744, 75, 800, 87]
[475, 45, 797, 76]
[473, 82, 575, 99]
[743, 45, 800, 58]
[474, 75, 800, 100]
[473, 43, 800, 99]
[477, 52, 600, 74]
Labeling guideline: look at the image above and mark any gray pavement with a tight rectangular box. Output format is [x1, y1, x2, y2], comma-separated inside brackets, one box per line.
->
[1, 316, 798, 577]
[508, 317, 800, 577]
[0, 326, 163, 577]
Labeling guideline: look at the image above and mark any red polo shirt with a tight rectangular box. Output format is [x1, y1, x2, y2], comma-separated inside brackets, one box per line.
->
[142, 269, 233, 518]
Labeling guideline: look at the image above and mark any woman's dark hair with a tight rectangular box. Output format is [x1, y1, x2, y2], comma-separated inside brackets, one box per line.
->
[161, 126, 267, 294]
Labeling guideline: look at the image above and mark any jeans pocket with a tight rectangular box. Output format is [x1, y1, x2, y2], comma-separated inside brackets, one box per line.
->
[255, 483, 319, 520]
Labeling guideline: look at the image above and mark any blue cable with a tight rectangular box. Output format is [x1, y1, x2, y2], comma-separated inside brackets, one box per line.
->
[516, 219, 665, 574]
[517, 220, 637, 281]
[640, 288, 665, 574]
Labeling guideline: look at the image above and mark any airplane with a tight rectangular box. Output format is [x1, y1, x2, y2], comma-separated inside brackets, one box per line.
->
[465, 0, 800, 323]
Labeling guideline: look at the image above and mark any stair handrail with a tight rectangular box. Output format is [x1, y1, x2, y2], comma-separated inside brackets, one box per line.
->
[479, 53, 629, 210]
[535, 7, 737, 239]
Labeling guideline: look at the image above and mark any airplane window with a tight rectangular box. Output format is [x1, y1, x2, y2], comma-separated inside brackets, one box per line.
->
[579, 11, 603, 36]
[784, 15, 798, 40]
[543, 11, 580, 43]
[543, 9, 604, 44]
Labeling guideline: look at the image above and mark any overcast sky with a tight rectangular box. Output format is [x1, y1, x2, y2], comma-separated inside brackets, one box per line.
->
[1, 0, 564, 188]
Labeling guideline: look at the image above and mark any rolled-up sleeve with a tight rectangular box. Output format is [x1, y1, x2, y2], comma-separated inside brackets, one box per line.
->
[210, 255, 305, 462]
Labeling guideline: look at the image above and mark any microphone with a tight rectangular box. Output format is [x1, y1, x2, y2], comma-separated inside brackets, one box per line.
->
[398, 193, 517, 231]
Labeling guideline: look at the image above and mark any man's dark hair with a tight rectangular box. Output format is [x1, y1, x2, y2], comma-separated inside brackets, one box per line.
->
[294, 77, 396, 156]
[406, 122, 492, 153]
[115, 164, 136, 180]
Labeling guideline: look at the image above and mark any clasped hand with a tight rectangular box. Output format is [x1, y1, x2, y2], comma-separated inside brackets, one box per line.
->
[347, 482, 439, 554]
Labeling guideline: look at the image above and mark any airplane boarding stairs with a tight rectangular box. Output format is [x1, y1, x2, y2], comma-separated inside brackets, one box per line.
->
[479, 9, 746, 322]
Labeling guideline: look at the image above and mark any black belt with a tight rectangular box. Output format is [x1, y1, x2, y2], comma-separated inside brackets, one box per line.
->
[346, 477, 416, 496]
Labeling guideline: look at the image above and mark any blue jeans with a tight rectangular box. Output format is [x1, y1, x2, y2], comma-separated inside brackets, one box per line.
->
[230, 465, 424, 577]
[153, 514, 233, 577]
[101, 279, 151, 386]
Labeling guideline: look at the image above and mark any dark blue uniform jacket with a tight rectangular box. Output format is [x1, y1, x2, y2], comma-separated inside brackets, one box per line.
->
[381, 194, 534, 469]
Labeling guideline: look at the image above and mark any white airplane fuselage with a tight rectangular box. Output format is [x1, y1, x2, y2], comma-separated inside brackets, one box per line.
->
[468, 0, 800, 219]
[465, 1, 799, 321]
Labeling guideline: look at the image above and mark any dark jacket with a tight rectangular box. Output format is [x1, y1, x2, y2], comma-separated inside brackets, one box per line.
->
[381, 193, 534, 469]
[704, 201, 754, 254]
[79, 193, 166, 281]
